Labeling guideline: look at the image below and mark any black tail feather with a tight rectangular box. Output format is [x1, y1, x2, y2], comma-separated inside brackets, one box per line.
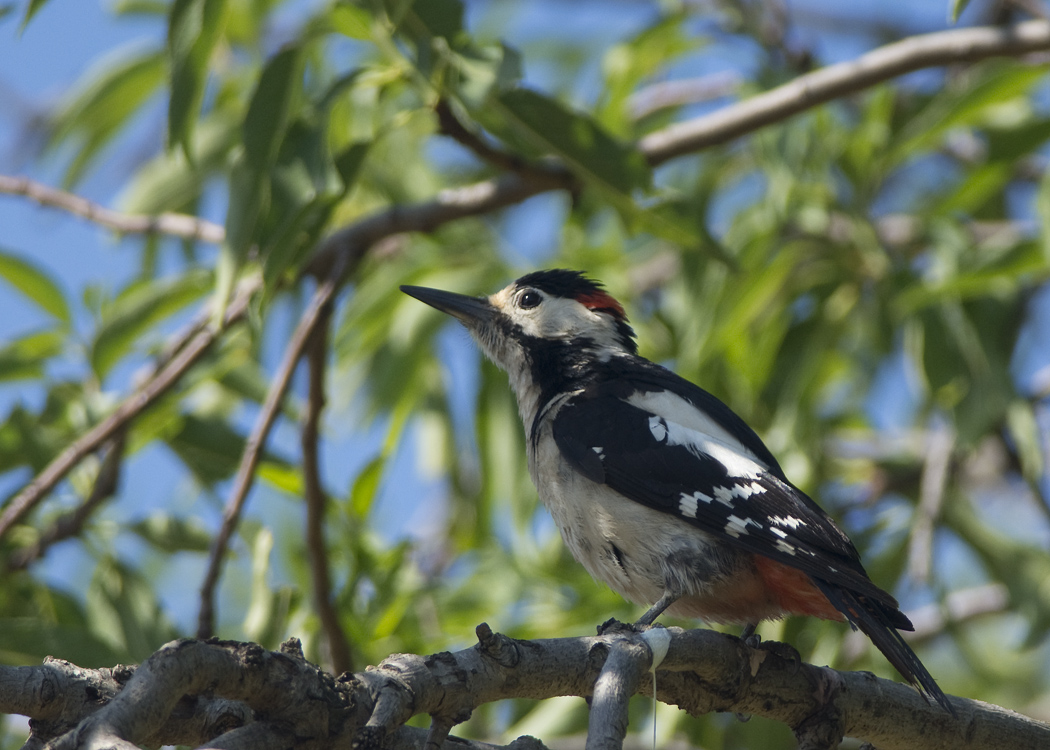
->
[814, 580, 956, 716]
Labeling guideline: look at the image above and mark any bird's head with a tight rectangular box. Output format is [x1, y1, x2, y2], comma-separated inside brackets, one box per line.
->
[401, 269, 637, 397]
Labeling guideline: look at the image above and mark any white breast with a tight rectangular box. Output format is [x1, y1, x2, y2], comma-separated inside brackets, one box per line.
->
[527, 418, 727, 610]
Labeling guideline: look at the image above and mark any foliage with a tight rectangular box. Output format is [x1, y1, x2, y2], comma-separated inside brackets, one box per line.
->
[2, 0, 1050, 747]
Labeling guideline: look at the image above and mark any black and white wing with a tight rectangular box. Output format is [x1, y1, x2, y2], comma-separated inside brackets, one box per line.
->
[550, 379, 897, 610]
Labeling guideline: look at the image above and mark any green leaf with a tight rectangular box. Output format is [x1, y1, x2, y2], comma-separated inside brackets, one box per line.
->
[113, 0, 170, 14]
[334, 141, 371, 189]
[330, 3, 372, 39]
[257, 462, 304, 495]
[121, 112, 239, 214]
[949, 0, 972, 23]
[450, 43, 521, 109]
[85, 556, 179, 661]
[0, 3, 16, 22]
[242, 527, 296, 647]
[243, 45, 305, 166]
[0, 330, 64, 382]
[0, 618, 123, 667]
[164, 412, 248, 483]
[494, 89, 650, 193]
[167, 0, 228, 154]
[1006, 400, 1044, 482]
[91, 269, 212, 379]
[130, 513, 212, 552]
[350, 456, 384, 518]
[891, 62, 1049, 165]
[261, 118, 346, 286]
[18, 0, 50, 31]
[49, 47, 167, 187]
[0, 248, 71, 324]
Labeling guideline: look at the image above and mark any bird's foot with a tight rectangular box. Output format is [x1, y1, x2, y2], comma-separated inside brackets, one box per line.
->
[744, 633, 801, 671]
[598, 617, 641, 635]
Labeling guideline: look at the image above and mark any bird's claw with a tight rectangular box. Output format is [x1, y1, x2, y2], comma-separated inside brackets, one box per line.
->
[745, 634, 801, 672]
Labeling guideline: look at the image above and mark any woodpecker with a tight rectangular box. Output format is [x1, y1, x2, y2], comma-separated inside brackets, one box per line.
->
[401, 269, 953, 713]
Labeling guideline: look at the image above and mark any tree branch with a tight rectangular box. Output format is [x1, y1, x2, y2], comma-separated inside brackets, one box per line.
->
[0, 278, 260, 543]
[301, 301, 355, 675]
[6, 627, 1048, 750]
[639, 19, 1050, 163]
[196, 263, 346, 639]
[4, 430, 126, 572]
[908, 419, 955, 583]
[434, 100, 573, 184]
[0, 174, 225, 243]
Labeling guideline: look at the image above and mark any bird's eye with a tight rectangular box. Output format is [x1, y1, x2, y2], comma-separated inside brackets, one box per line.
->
[519, 290, 542, 309]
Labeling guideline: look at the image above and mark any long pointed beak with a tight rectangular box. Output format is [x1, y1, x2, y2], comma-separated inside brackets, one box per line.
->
[400, 285, 496, 325]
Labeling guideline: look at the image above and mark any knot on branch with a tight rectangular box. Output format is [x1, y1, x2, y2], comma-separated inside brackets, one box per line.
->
[475, 622, 521, 667]
[793, 667, 846, 750]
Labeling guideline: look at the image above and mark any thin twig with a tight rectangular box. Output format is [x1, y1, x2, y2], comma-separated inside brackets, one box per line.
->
[434, 100, 569, 182]
[639, 19, 1050, 163]
[301, 302, 354, 675]
[908, 421, 955, 583]
[0, 174, 225, 244]
[196, 264, 346, 639]
[0, 279, 260, 542]
[5, 431, 126, 572]
[627, 72, 741, 120]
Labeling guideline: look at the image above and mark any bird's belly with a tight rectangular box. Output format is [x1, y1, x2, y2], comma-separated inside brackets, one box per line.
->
[531, 448, 752, 621]
[529, 442, 840, 625]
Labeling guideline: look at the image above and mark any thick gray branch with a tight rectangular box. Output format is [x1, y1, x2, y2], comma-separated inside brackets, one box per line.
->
[4, 628, 1047, 750]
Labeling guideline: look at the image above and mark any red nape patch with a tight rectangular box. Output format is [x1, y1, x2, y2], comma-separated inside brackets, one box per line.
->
[753, 556, 844, 621]
[576, 290, 625, 319]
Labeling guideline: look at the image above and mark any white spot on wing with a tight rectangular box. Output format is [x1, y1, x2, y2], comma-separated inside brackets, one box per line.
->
[713, 486, 736, 507]
[770, 527, 788, 538]
[592, 446, 605, 459]
[775, 540, 797, 556]
[681, 490, 714, 509]
[679, 493, 698, 518]
[725, 515, 761, 538]
[771, 515, 807, 529]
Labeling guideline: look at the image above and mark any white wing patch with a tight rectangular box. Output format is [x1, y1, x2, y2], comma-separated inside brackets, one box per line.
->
[647, 415, 667, 442]
[646, 414, 765, 480]
[592, 446, 605, 459]
[628, 390, 770, 470]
